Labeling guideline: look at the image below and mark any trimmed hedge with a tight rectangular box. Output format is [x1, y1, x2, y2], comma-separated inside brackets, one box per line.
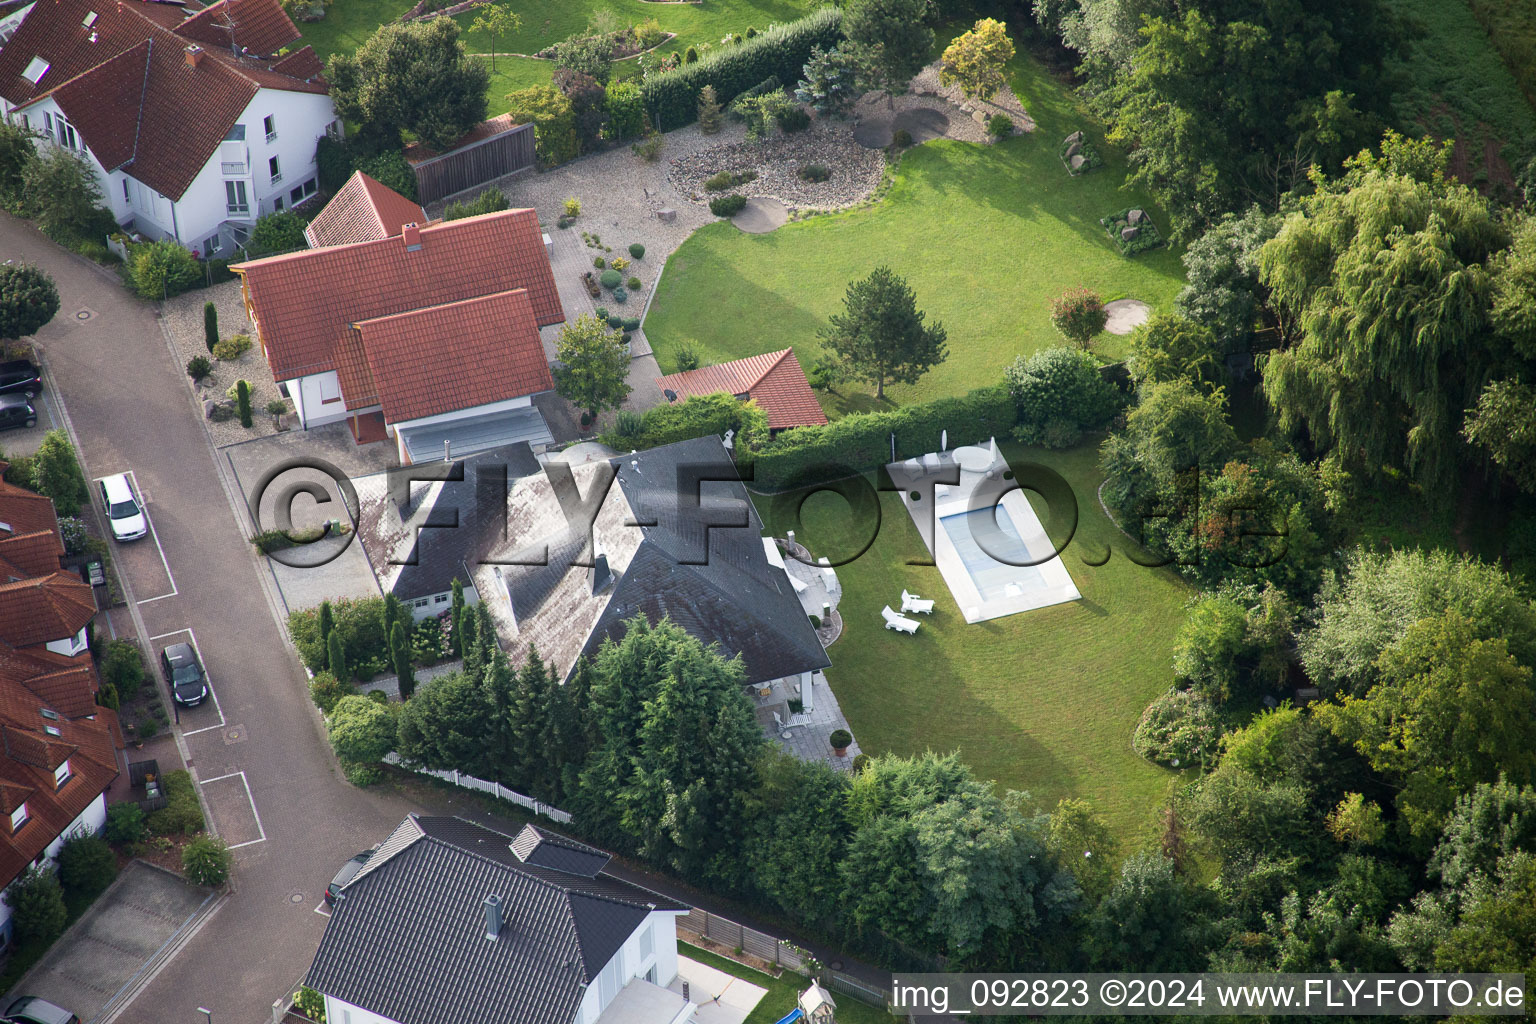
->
[754, 384, 1017, 491]
[641, 8, 843, 131]
[598, 391, 770, 461]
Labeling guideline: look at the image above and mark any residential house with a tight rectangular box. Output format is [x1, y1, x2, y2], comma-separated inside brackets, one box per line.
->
[655, 350, 829, 433]
[303, 170, 426, 249]
[232, 209, 566, 462]
[0, 0, 338, 256]
[307, 815, 692, 1024]
[360, 435, 832, 697]
[0, 469, 121, 945]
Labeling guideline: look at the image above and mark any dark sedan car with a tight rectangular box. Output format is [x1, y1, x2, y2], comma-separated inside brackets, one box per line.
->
[0, 361, 42, 399]
[325, 849, 374, 906]
[0, 395, 35, 432]
[160, 642, 209, 706]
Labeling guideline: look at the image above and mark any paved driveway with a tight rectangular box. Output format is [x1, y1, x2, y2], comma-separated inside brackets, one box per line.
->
[0, 213, 415, 1023]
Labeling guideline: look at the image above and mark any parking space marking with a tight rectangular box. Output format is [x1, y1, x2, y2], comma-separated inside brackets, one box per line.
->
[147, 628, 227, 737]
[93, 469, 178, 603]
[198, 771, 267, 849]
[313, 902, 331, 917]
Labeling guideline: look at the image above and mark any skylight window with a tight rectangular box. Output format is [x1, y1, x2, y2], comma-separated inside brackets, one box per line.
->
[82, 10, 97, 27]
[22, 56, 49, 84]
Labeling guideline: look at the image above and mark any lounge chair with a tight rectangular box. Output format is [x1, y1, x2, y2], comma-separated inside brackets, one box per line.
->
[901, 589, 935, 615]
[882, 605, 920, 634]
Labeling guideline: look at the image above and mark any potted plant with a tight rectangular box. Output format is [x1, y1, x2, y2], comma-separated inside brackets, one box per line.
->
[829, 728, 852, 756]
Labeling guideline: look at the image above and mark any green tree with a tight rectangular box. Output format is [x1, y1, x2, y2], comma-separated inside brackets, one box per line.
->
[57, 833, 116, 902]
[1089, 852, 1213, 969]
[819, 266, 947, 399]
[1433, 854, 1536, 992]
[1464, 379, 1536, 494]
[1047, 797, 1120, 900]
[1049, 287, 1108, 348]
[390, 620, 415, 699]
[696, 84, 723, 133]
[0, 119, 34, 202]
[21, 147, 104, 239]
[182, 834, 232, 887]
[327, 630, 348, 685]
[1315, 610, 1536, 838]
[235, 379, 252, 428]
[4, 866, 66, 945]
[1174, 204, 1281, 346]
[0, 263, 59, 341]
[746, 753, 850, 923]
[506, 85, 578, 166]
[203, 301, 218, 354]
[128, 239, 200, 299]
[327, 694, 397, 765]
[553, 313, 632, 417]
[1326, 791, 1387, 846]
[1099, 378, 1240, 513]
[1127, 312, 1223, 392]
[552, 33, 613, 85]
[104, 802, 145, 847]
[842, 0, 933, 98]
[318, 600, 335, 670]
[31, 429, 88, 517]
[939, 18, 1014, 100]
[795, 46, 858, 116]
[511, 647, 554, 793]
[326, 19, 490, 150]
[443, 188, 510, 221]
[469, 2, 522, 72]
[396, 669, 490, 776]
[1004, 346, 1122, 445]
[249, 210, 309, 254]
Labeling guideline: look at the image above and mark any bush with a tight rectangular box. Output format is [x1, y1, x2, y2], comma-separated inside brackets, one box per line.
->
[598, 269, 622, 289]
[294, 988, 327, 1024]
[622, 317, 641, 331]
[146, 770, 205, 836]
[798, 163, 831, 182]
[564, 197, 582, 217]
[632, 132, 665, 162]
[675, 345, 700, 371]
[1131, 688, 1225, 768]
[30, 429, 87, 517]
[248, 211, 310, 255]
[593, 256, 606, 269]
[309, 670, 352, 714]
[610, 256, 629, 271]
[598, 391, 769, 455]
[186, 355, 211, 381]
[775, 105, 811, 132]
[606, 314, 625, 329]
[606, 80, 645, 139]
[829, 728, 852, 749]
[892, 128, 913, 148]
[507, 86, 579, 166]
[642, 8, 843, 131]
[612, 409, 643, 438]
[212, 334, 252, 360]
[288, 597, 391, 682]
[0, 263, 60, 341]
[58, 833, 116, 903]
[1049, 287, 1108, 347]
[128, 240, 200, 300]
[356, 150, 417, 201]
[612, 286, 628, 303]
[626, 276, 641, 290]
[697, 84, 723, 133]
[710, 193, 748, 217]
[704, 169, 757, 191]
[442, 188, 509, 221]
[100, 639, 146, 702]
[629, 243, 645, 259]
[104, 802, 145, 847]
[56, 516, 87, 555]
[182, 834, 231, 887]
[987, 113, 1014, 136]
[1005, 346, 1123, 444]
[5, 866, 65, 946]
[235, 380, 252, 428]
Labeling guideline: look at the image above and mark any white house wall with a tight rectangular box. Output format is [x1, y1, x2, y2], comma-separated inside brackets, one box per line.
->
[577, 910, 684, 1024]
[0, 792, 107, 941]
[322, 995, 401, 1024]
[290, 371, 356, 429]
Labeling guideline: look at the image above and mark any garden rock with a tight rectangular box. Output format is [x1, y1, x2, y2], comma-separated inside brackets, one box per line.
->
[1064, 130, 1084, 145]
[657, 209, 676, 223]
[1070, 154, 1087, 171]
[1065, 141, 1082, 160]
[1127, 208, 1146, 225]
[1121, 225, 1141, 242]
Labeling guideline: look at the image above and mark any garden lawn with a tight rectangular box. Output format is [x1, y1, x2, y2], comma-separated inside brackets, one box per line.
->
[298, 0, 828, 109]
[644, 50, 1185, 416]
[679, 942, 893, 1024]
[756, 441, 1189, 842]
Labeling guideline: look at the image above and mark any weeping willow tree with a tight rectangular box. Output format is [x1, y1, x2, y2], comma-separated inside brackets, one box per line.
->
[1258, 133, 1510, 496]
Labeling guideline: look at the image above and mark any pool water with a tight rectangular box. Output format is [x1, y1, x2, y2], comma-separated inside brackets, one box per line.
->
[939, 506, 1046, 601]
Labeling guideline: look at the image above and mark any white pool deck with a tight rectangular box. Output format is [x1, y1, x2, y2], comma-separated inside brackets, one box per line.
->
[888, 439, 1081, 623]
[671, 954, 768, 1024]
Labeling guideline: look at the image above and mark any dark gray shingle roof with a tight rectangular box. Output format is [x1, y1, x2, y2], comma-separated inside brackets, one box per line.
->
[307, 815, 686, 1024]
[511, 823, 612, 877]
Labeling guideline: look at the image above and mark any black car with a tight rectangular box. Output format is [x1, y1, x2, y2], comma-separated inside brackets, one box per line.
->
[160, 642, 209, 706]
[0, 361, 42, 399]
[0, 394, 36, 432]
[325, 849, 374, 906]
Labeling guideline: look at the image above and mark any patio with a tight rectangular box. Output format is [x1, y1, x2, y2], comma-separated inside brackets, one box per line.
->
[671, 954, 767, 1024]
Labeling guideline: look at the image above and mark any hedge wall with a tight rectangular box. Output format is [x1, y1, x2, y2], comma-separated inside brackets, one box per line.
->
[642, 8, 843, 131]
[601, 392, 769, 465]
[753, 385, 1017, 491]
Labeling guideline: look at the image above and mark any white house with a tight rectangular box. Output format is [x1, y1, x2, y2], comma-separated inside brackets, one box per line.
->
[307, 816, 694, 1024]
[0, 0, 337, 257]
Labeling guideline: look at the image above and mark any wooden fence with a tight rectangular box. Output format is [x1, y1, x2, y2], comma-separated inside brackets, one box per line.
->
[412, 122, 535, 206]
[382, 753, 572, 823]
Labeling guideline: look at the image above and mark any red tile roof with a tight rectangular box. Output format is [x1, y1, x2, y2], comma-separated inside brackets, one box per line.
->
[655, 350, 829, 430]
[0, 0, 326, 200]
[304, 171, 427, 249]
[0, 571, 95, 648]
[351, 289, 554, 425]
[234, 209, 564, 381]
[0, 530, 65, 582]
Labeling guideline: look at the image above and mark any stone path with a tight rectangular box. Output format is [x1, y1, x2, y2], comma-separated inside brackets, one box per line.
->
[1104, 298, 1153, 335]
[732, 197, 788, 233]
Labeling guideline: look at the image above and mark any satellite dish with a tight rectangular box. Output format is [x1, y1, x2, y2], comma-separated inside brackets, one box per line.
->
[663, 389, 678, 402]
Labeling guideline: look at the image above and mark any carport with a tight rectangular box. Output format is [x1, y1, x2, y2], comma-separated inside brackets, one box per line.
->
[397, 405, 554, 465]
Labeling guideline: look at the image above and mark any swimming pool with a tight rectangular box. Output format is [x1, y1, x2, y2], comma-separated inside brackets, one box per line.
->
[939, 506, 1046, 601]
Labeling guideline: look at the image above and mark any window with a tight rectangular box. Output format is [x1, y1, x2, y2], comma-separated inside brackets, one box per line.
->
[225, 179, 249, 215]
[203, 235, 219, 256]
[289, 177, 317, 204]
[122, 178, 130, 202]
[434, 594, 449, 604]
[53, 112, 77, 151]
[53, 759, 71, 788]
[638, 921, 654, 962]
[22, 56, 49, 84]
[9, 803, 26, 832]
[43, 725, 60, 736]
[318, 374, 341, 404]
[413, 598, 429, 609]
[268, 155, 281, 184]
[263, 114, 276, 141]
[40, 710, 58, 721]
[273, 196, 284, 212]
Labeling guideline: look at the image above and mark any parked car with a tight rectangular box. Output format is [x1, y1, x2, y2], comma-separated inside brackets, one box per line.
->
[0, 395, 35, 432]
[98, 472, 148, 542]
[325, 849, 374, 906]
[160, 642, 209, 707]
[0, 360, 41, 399]
[4, 996, 80, 1024]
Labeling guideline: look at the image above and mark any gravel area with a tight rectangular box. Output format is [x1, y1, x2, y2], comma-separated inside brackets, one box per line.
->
[161, 280, 291, 447]
[668, 118, 887, 210]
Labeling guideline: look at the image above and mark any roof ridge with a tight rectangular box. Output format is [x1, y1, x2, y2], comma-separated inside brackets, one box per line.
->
[350, 287, 532, 328]
[131, 36, 153, 169]
[747, 348, 794, 389]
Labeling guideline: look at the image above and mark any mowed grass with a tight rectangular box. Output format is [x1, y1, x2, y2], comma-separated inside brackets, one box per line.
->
[644, 51, 1186, 415]
[680, 943, 893, 1024]
[756, 441, 1190, 841]
[299, 0, 827, 107]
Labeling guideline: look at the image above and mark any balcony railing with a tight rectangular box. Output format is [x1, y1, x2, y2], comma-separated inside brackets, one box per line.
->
[221, 161, 248, 176]
[270, 171, 283, 184]
[265, 130, 278, 143]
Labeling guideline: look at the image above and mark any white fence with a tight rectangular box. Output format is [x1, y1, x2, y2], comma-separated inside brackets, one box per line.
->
[383, 753, 573, 823]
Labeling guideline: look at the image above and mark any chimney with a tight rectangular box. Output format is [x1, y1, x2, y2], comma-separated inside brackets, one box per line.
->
[184, 44, 204, 67]
[483, 894, 503, 940]
[590, 550, 612, 594]
[402, 222, 422, 251]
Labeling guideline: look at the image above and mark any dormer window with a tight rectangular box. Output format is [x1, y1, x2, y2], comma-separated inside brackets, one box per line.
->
[53, 759, 71, 788]
[22, 56, 49, 84]
[9, 803, 27, 832]
[43, 725, 60, 737]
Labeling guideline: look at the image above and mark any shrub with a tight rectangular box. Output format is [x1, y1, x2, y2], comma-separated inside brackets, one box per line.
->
[249, 210, 310, 255]
[597, 391, 769, 455]
[632, 132, 665, 162]
[104, 802, 145, 847]
[675, 345, 700, 371]
[212, 334, 252, 360]
[612, 286, 628, 303]
[892, 128, 913, 148]
[798, 163, 831, 182]
[202, 302, 218, 353]
[704, 169, 757, 191]
[642, 8, 843, 131]
[627, 276, 641, 290]
[806, 357, 842, 391]
[600, 269, 622, 288]
[607, 314, 625, 329]
[182, 834, 231, 887]
[146, 770, 205, 836]
[613, 409, 643, 438]
[235, 380, 252, 428]
[58, 833, 116, 903]
[343, 761, 383, 786]
[506, 85, 578, 166]
[606, 79, 645, 139]
[829, 728, 852, 749]
[309, 670, 352, 714]
[594, 256, 606, 268]
[357, 150, 418, 200]
[710, 193, 748, 217]
[611, 256, 630, 271]
[1005, 346, 1122, 444]
[809, 613, 822, 627]
[564, 197, 582, 217]
[186, 355, 211, 381]
[100, 639, 147, 702]
[775, 105, 811, 132]
[442, 188, 509, 221]
[594, 306, 610, 320]
[5, 866, 66, 946]
[266, 399, 288, 418]
[1049, 287, 1108, 347]
[1131, 688, 1225, 768]
[56, 516, 87, 555]
[128, 240, 200, 299]
[622, 317, 641, 331]
[629, 243, 645, 259]
[288, 597, 391, 681]
[852, 752, 871, 773]
[294, 987, 327, 1024]
[30, 430, 87, 517]
[697, 84, 723, 133]
[987, 113, 1014, 137]
[327, 694, 397, 765]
